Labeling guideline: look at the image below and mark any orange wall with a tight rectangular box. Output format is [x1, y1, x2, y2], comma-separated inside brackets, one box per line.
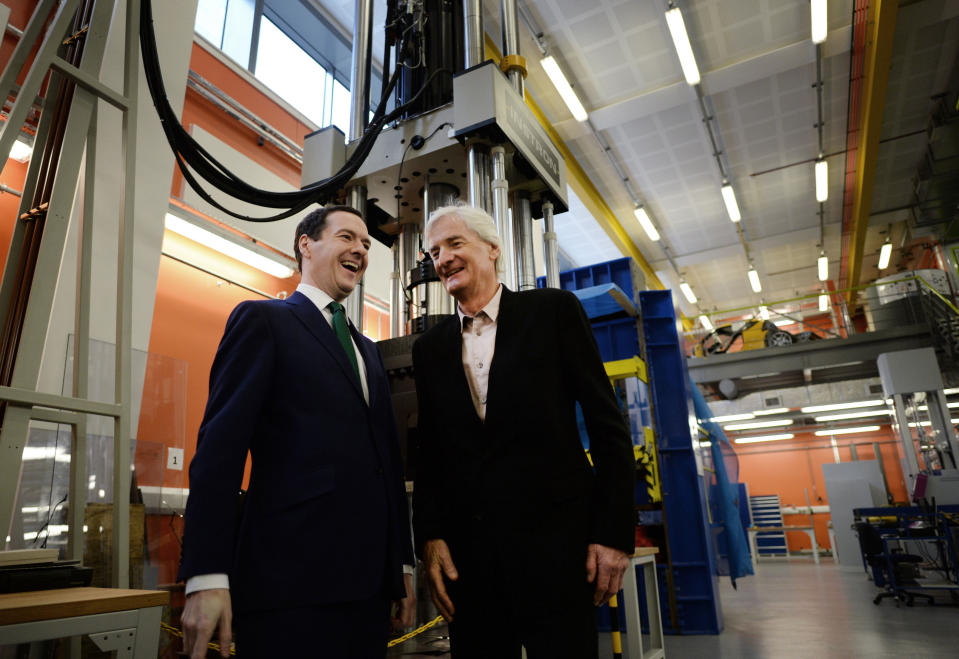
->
[736, 424, 908, 551]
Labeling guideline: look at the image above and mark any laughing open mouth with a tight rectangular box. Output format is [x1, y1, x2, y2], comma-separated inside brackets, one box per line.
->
[341, 261, 360, 273]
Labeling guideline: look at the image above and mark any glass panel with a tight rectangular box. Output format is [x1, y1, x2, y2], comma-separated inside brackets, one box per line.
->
[222, 0, 256, 67]
[254, 17, 327, 125]
[331, 78, 351, 136]
[194, 0, 228, 46]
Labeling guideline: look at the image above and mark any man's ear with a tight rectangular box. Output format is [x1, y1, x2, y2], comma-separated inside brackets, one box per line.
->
[489, 244, 501, 262]
[298, 234, 311, 261]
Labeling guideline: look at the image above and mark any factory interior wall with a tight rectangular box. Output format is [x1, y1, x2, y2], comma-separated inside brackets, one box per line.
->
[735, 425, 909, 552]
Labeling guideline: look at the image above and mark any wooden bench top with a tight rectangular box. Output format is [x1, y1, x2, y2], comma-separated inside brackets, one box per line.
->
[0, 587, 169, 625]
[632, 546, 659, 558]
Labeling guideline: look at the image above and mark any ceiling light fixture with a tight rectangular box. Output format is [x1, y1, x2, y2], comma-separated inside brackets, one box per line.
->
[164, 213, 295, 278]
[541, 55, 589, 122]
[700, 314, 714, 331]
[665, 6, 701, 86]
[814, 426, 881, 436]
[747, 266, 762, 293]
[815, 158, 828, 202]
[734, 433, 795, 444]
[819, 290, 829, 312]
[878, 238, 892, 270]
[633, 206, 660, 241]
[8, 138, 32, 163]
[679, 280, 697, 304]
[817, 251, 828, 281]
[944, 388, 959, 395]
[710, 413, 755, 423]
[773, 319, 794, 327]
[814, 410, 893, 422]
[801, 400, 886, 413]
[724, 419, 794, 431]
[811, 0, 828, 44]
[754, 407, 790, 416]
[721, 183, 741, 222]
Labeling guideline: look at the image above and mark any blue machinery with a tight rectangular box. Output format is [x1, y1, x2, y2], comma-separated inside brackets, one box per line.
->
[541, 257, 725, 634]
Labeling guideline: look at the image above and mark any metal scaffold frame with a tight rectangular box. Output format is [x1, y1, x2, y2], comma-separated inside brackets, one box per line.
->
[0, 0, 139, 588]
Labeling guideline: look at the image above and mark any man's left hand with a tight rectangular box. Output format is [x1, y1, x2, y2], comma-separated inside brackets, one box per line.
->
[390, 573, 416, 632]
[585, 543, 629, 606]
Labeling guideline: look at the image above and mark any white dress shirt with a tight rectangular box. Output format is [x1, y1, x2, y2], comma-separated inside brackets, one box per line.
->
[457, 284, 503, 421]
[186, 285, 372, 596]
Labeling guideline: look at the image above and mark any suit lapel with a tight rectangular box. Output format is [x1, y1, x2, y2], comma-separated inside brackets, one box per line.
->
[351, 323, 377, 408]
[285, 292, 365, 402]
[437, 315, 483, 427]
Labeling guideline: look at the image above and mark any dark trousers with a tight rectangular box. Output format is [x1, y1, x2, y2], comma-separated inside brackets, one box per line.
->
[234, 597, 390, 658]
[446, 561, 598, 659]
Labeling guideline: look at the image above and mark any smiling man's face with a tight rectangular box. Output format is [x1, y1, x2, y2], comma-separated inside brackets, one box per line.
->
[426, 214, 499, 309]
[298, 210, 371, 302]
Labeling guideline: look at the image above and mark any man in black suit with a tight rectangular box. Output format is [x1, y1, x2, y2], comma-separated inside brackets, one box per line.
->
[412, 204, 635, 658]
[178, 206, 414, 658]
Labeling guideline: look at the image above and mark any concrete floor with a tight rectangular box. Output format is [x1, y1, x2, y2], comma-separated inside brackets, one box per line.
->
[388, 560, 959, 658]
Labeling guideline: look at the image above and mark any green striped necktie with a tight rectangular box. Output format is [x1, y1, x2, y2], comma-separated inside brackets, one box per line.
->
[328, 301, 359, 379]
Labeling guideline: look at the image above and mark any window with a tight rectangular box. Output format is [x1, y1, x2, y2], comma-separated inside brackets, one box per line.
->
[195, 0, 254, 69]
[254, 18, 327, 126]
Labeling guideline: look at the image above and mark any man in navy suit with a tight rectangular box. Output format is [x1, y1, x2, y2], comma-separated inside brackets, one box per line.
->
[412, 204, 635, 658]
[178, 206, 415, 658]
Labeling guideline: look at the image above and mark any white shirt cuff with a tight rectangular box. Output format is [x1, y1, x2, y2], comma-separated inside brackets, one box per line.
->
[402, 564, 415, 575]
[185, 573, 230, 595]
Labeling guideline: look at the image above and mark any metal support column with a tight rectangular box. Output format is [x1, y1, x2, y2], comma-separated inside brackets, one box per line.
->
[512, 191, 535, 290]
[389, 243, 402, 337]
[466, 144, 492, 212]
[541, 200, 559, 288]
[348, 0, 373, 143]
[347, 185, 367, 330]
[424, 182, 458, 316]
[500, 0, 523, 97]
[892, 392, 921, 497]
[490, 146, 515, 290]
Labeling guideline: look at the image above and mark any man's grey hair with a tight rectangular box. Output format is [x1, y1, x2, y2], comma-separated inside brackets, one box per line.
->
[425, 203, 504, 275]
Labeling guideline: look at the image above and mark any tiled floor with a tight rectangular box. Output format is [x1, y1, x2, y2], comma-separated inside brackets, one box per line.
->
[388, 560, 959, 658]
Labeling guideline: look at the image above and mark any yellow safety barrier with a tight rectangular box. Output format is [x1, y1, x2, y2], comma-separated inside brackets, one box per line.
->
[160, 614, 446, 654]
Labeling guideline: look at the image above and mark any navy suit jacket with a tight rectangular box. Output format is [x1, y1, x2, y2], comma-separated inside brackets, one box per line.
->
[178, 291, 413, 613]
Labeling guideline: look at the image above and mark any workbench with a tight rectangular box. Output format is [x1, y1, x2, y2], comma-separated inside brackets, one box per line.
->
[0, 587, 169, 657]
[748, 525, 819, 567]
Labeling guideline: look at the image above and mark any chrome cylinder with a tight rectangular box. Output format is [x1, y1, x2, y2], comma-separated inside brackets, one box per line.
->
[491, 146, 516, 290]
[500, 0, 524, 96]
[512, 191, 535, 290]
[346, 185, 367, 329]
[464, 0, 485, 67]
[390, 243, 402, 337]
[349, 0, 374, 141]
[425, 181, 459, 316]
[542, 200, 560, 288]
[467, 143, 492, 212]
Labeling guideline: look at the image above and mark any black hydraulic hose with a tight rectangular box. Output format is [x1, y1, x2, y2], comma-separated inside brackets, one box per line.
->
[139, 0, 449, 222]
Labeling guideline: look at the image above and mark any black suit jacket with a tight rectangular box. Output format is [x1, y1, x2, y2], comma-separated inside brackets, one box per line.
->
[412, 287, 634, 600]
[178, 291, 413, 613]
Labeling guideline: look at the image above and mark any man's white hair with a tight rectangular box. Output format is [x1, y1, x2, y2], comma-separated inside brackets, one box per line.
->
[425, 203, 504, 275]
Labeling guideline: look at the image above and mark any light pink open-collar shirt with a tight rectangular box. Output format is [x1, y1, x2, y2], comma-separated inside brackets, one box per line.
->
[456, 284, 503, 421]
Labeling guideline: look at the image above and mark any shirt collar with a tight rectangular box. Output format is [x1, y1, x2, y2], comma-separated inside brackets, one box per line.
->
[296, 283, 336, 315]
[457, 284, 503, 329]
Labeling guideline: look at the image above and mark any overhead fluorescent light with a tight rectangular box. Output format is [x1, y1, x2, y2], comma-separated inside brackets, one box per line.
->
[773, 319, 793, 327]
[908, 419, 959, 428]
[918, 402, 959, 410]
[541, 55, 588, 122]
[811, 0, 828, 44]
[747, 267, 762, 293]
[724, 419, 794, 431]
[9, 138, 32, 162]
[814, 410, 893, 422]
[944, 388, 959, 395]
[700, 314, 714, 331]
[164, 213, 295, 278]
[759, 305, 769, 321]
[735, 433, 795, 444]
[817, 252, 828, 281]
[721, 184, 741, 222]
[815, 159, 828, 202]
[754, 407, 790, 416]
[878, 239, 892, 270]
[819, 292, 829, 312]
[801, 400, 886, 413]
[633, 207, 660, 241]
[814, 426, 881, 436]
[665, 6, 701, 85]
[679, 280, 697, 304]
[710, 413, 755, 423]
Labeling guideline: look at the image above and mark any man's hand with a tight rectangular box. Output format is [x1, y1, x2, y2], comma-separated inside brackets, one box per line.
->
[391, 572, 417, 632]
[182, 588, 232, 659]
[585, 543, 629, 606]
[423, 539, 458, 621]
